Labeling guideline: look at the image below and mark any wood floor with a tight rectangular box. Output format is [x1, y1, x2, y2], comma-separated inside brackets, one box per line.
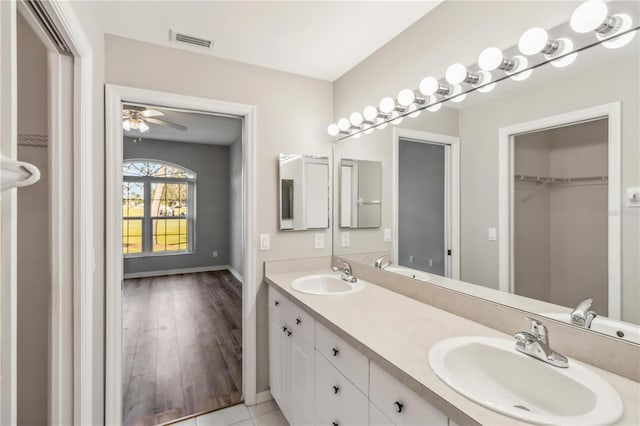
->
[123, 271, 243, 426]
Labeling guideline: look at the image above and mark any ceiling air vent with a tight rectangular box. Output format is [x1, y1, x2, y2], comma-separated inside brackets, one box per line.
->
[170, 30, 215, 50]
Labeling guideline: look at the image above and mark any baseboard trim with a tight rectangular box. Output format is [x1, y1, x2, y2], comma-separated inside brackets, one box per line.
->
[255, 390, 273, 405]
[123, 265, 230, 279]
[227, 266, 244, 284]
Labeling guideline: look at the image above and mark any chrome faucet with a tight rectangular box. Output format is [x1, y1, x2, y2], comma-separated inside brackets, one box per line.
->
[332, 259, 357, 283]
[374, 255, 391, 270]
[571, 298, 597, 328]
[514, 317, 568, 368]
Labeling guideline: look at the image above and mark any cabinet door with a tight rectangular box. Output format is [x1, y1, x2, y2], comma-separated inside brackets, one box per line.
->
[289, 333, 315, 426]
[269, 306, 286, 411]
[370, 401, 395, 426]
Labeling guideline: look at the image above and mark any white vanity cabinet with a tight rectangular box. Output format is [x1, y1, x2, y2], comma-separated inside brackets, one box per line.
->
[268, 287, 315, 426]
[268, 285, 451, 426]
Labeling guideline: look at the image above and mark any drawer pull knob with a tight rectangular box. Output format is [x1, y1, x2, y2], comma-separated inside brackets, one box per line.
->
[282, 326, 287, 333]
[332, 347, 339, 356]
[287, 330, 292, 337]
[332, 385, 340, 394]
[296, 318, 302, 325]
[332, 422, 339, 426]
[394, 401, 404, 413]
[274, 301, 279, 306]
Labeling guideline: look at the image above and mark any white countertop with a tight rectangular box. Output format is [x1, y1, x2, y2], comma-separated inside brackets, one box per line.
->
[265, 268, 640, 426]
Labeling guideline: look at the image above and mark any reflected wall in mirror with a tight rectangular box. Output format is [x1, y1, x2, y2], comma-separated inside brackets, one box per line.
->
[339, 159, 382, 228]
[331, 0, 639, 344]
[279, 154, 329, 231]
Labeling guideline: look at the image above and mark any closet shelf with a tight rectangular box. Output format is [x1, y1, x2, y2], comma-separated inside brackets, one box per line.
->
[515, 174, 608, 184]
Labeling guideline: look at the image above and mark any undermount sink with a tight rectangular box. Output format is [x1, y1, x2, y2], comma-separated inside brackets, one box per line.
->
[429, 337, 623, 425]
[291, 274, 364, 295]
[542, 312, 640, 344]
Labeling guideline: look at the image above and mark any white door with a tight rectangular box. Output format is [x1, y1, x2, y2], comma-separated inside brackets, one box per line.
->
[0, 2, 18, 424]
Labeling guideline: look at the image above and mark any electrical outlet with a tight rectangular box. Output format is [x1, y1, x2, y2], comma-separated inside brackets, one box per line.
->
[488, 227, 497, 242]
[341, 232, 350, 247]
[212, 250, 218, 258]
[259, 234, 270, 250]
[384, 228, 392, 242]
[314, 233, 325, 249]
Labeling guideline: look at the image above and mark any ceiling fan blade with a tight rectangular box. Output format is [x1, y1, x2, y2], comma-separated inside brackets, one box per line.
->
[141, 109, 164, 118]
[145, 117, 188, 131]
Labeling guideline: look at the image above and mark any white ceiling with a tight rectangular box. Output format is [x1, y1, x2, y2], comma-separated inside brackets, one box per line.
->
[123, 104, 243, 145]
[96, 1, 443, 81]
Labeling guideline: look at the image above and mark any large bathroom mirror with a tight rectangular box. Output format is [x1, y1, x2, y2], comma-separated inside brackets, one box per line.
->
[332, 1, 640, 344]
[279, 154, 330, 231]
[339, 159, 382, 229]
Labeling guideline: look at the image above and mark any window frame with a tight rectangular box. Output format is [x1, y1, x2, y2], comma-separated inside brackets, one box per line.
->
[122, 159, 197, 258]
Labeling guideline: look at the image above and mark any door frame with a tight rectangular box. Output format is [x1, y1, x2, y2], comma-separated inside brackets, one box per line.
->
[105, 84, 258, 425]
[392, 128, 460, 279]
[3, 2, 94, 424]
[498, 102, 621, 319]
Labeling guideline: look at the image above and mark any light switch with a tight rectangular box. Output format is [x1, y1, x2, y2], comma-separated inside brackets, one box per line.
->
[314, 233, 325, 249]
[628, 187, 640, 208]
[341, 231, 350, 247]
[384, 228, 392, 242]
[488, 228, 497, 242]
[259, 234, 270, 250]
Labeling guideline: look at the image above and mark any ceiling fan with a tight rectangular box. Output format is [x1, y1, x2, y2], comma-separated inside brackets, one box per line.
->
[122, 106, 188, 133]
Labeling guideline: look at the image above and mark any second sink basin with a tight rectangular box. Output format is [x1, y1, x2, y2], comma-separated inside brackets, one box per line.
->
[429, 336, 623, 425]
[291, 274, 364, 295]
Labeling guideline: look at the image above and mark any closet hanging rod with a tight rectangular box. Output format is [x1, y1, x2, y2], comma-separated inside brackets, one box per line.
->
[515, 174, 608, 184]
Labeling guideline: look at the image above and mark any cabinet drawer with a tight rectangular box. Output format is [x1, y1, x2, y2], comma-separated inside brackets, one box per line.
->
[315, 351, 369, 426]
[370, 362, 447, 426]
[268, 286, 315, 345]
[316, 321, 369, 395]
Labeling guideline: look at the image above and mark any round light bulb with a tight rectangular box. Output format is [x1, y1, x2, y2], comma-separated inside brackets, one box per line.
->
[419, 76, 440, 96]
[507, 56, 533, 81]
[450, 85, 466, 103]
[397, 89, 416, 106]
[364, 126, 374, 135]
[478, 47, 504, 71]
[139, 121, 150, 133]
[547, 38, 578, 68]
[445, 63, 468, 85]
[475, 70, 496, 93]
[338, 118, 351, 131]
[350, 112, 364, 126]
[352, 132, 361, 139]
[379, 97, 396, 114]
[407, 104, 421, 118]
[426, 96, 442, 112]
[571, 0, 608, 33]
[327, 123, 339, 136]
[363, 105, 378, 121]
[122, 120, 131, 131]
[519, 27, 549, 55]
[390, 111, 403, 125]
[600, 14, 636, 49]
[377, 117, 388, 130]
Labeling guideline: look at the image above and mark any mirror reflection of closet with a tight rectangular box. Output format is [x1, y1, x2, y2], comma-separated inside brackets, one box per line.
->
[278, 154, 330, 231]
[514, 118, 608, 315]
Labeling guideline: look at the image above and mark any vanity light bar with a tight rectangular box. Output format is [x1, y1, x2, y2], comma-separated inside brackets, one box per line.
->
[327, 0, 638, 141]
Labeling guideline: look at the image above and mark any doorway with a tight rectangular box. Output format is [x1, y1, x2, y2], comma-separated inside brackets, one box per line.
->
[498, 103, 621, 319]
[392, 128, 460, 279]
[106, 86, 258, 426]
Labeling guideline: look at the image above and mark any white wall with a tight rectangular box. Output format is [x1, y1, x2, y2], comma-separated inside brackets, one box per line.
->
[104, 34, 334, 392]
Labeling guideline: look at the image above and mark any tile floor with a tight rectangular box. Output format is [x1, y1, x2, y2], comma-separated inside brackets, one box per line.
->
[172, 400, 288, 426]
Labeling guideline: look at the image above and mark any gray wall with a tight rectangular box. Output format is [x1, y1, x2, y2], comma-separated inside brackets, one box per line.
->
[229, 137, 243, 278]
[398, 140, 445, 275]
[123, 137, 231, 275]
[16, 14, 49, 426]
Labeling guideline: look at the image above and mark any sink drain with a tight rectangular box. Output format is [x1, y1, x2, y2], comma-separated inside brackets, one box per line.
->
[513, 405, 531, 411]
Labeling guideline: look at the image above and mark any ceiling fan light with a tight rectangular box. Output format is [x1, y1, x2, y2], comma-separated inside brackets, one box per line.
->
[139, 121, 150, 133]
[130, 119, 140, 130]
[122, 119, 131, 131]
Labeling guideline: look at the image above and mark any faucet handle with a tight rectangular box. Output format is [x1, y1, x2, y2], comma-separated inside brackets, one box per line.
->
[526, 317, 547, 342]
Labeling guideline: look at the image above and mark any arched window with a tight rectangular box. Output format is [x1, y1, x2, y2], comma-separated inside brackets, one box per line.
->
[122, 160, 196, 256]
